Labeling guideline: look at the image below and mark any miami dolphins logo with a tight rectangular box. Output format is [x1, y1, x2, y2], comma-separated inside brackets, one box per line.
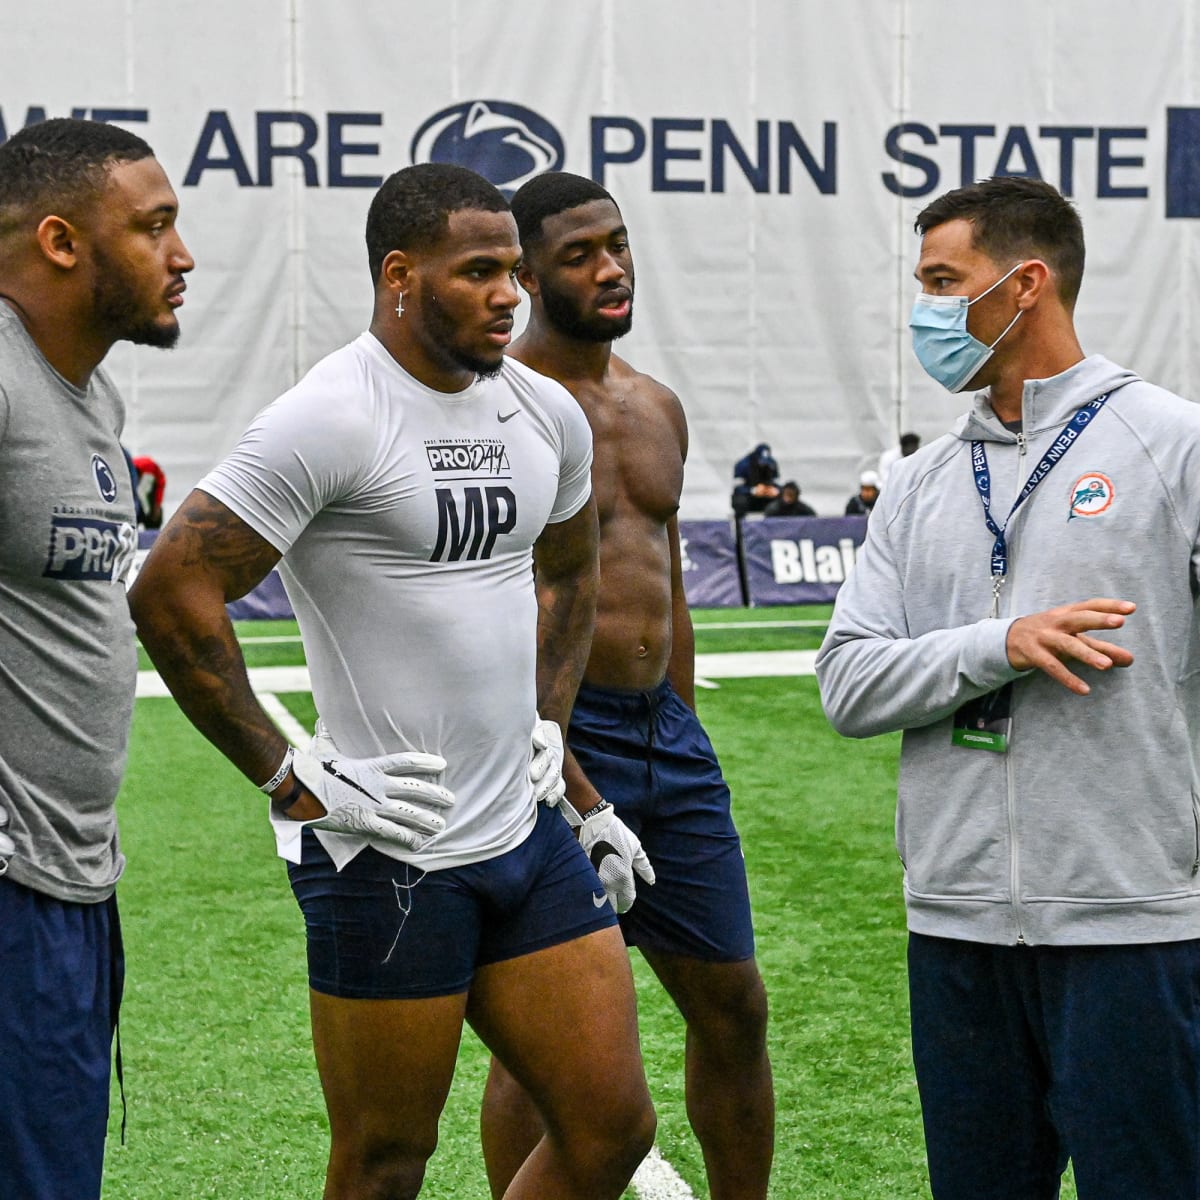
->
[1068, 472, 1114, 520]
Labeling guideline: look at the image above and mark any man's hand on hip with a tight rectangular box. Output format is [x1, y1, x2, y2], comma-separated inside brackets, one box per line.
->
[269, 740, 454, 861]
[1006, 598, 1136, 695]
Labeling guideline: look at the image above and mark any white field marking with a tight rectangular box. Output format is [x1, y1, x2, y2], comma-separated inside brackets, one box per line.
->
[135, 654, 818, 701]
[136, 664, 313, 698]
[692, 618, 828, 629]
[151, 621, 827, 647]
[694, 649, 818, 677]
[258, 692, 310, 747]
[632, 1147, 696, 1199]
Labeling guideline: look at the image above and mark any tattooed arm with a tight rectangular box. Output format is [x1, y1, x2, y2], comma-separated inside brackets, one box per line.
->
[128, 489, 323, 817]
[531, 495, 600, 810]
[532, 495, 599, 729]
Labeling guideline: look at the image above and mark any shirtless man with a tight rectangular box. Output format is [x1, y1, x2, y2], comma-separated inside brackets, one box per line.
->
[480, 172, 774, 1200]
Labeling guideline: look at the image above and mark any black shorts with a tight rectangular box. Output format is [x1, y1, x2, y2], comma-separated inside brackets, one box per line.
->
[568, 679, 756, 962]
[288, 803, 617, 999]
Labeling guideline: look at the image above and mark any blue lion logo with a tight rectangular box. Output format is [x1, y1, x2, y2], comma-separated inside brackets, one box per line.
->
[411, 101, 565, 197]
[91, 453, 118, 503]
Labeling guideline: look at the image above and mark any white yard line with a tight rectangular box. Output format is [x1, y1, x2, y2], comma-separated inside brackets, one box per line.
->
[694, 649, 819, 677]
[632, 1147, 696, 1199]
[257, 691, 310, 746]
[136, 653, 817, 700]
[692, 618, 828, 629]
[229, 619, 830, 645]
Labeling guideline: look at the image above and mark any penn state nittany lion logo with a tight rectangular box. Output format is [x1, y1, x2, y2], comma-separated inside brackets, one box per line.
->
[411, 101, 565, 197]
[1068, 471, 1114, 520]
[91, 453, 118, 503]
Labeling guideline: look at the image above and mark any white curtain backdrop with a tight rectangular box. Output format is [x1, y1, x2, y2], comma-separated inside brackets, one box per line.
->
[6, 0, 1199, 517]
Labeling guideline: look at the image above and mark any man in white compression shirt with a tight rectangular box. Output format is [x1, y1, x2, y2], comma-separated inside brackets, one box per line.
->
[131, 163, 655, 1200]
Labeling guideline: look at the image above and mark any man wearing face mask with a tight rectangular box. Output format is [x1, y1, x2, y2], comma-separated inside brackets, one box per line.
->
[816, 176, 1200, 1200]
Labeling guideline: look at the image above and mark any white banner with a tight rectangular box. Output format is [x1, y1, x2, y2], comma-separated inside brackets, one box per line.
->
[5, 0, 1200, 517]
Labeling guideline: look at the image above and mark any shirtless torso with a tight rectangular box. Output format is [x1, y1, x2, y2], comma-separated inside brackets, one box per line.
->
[510, 344, 691, 699]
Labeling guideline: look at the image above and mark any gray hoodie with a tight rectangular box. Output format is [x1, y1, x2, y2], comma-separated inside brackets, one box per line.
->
[816, 355, 1200, 946]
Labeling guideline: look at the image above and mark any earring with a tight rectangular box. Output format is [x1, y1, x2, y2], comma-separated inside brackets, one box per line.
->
[396, 294, 405, 319]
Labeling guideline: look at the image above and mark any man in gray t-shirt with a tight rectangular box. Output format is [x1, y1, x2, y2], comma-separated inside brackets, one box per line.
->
[0, 118, 193, 1200]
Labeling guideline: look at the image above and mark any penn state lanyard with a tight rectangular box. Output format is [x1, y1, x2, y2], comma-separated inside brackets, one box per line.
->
[972, 392, 1110, 616]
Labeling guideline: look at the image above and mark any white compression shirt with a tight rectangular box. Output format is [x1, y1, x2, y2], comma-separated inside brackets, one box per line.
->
[200, 332, 592, 870]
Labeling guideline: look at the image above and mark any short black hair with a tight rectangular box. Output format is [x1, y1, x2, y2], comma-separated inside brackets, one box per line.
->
[0, 118, 154, 230]
[510, 171, 616, 248]
[914, 176, 1085, 307]
[365, 163, 509, 282]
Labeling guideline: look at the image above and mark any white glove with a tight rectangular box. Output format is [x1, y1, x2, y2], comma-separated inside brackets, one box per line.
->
[575, 802, 655, 915]
[269, 745, 454, 864]
[529, 719, 566, 807]
[0, 802, 14, 860]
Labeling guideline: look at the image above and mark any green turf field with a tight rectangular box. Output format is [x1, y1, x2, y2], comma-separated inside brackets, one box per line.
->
[107, 607, 1077, 1199]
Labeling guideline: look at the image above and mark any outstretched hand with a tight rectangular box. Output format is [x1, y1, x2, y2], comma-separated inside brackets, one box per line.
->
[1005, 598, 1135, 695]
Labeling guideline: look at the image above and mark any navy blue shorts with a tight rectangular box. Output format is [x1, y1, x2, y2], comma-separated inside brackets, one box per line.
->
[0, 875, 123, 1200]
[288, 802, 617, 999]
[568, 679, 755, 962]
[909, 931, 1200, 1200]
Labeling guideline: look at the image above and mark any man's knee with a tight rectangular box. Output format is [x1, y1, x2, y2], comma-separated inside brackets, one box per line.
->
[327, 1135, 436, 1200]
[562, 1091, 657, 1187]
[679, 960, 770, 1057]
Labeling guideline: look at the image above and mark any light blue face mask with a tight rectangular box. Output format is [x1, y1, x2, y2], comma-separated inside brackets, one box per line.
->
[909, 262, 1024, 393]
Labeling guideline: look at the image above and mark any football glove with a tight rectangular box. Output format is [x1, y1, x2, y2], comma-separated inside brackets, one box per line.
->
[529, 719, 566, 807]
[269, 744, 454, 863]
[0, 802, 14, 860]
[574, 802, 655, 915]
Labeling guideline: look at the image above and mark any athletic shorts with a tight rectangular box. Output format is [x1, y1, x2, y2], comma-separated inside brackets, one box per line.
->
[568, 679, 756, 962]
[0, 875, 123, 1200]
[287, 802, 617, 999]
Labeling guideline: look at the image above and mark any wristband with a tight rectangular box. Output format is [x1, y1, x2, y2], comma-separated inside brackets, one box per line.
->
[270, 775, 306, 813]
[580, 798, 611, 822]
[258, 746, 295, 794]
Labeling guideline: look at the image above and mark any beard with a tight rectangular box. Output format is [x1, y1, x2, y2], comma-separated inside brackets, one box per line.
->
[541, 281, 633, 343]
[421, 291, 504, 379]
[91, 244, 180, 349]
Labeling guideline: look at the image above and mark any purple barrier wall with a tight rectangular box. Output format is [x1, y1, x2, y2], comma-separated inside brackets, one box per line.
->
[678, 520, 744, 607]
[135, 529, 296, 619]
[740, 515, 868, 605]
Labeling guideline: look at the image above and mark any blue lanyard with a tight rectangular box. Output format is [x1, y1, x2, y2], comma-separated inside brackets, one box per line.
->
[971, 393, 1110, 586]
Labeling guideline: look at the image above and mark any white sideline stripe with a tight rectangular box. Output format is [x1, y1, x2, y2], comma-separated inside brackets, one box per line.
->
[693, 618, 829, 629]
[694, 649, 819, 677]
[136, 664, 312, 697]
[257, 691, 310, 747]
[230, 619, 831, 645]
[632, 1147, 695, 1199]
[135, 653, 818, 699]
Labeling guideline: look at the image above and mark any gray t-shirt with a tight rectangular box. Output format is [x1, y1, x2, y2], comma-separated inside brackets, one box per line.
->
[0, 303, 138, 902]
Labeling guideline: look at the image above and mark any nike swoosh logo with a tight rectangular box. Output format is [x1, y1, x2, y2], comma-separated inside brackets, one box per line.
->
[498, 409, 520, 422]
[592, 892, 609, 908]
